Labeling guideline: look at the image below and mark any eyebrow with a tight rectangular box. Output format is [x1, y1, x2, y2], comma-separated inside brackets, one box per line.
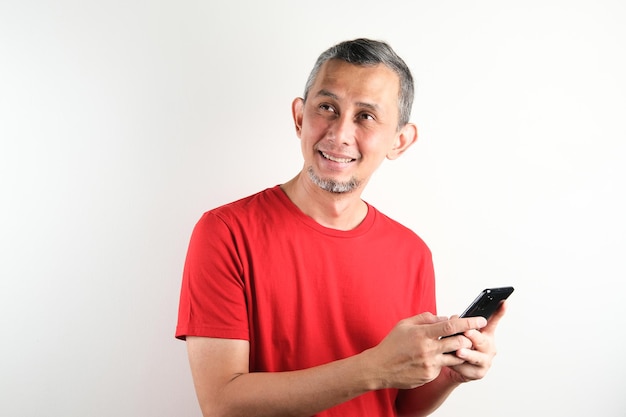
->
[315, 89, 339, 100]
[315, 89, 380, 112]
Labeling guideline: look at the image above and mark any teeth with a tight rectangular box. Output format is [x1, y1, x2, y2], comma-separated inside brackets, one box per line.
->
[321, 151, 353, 163]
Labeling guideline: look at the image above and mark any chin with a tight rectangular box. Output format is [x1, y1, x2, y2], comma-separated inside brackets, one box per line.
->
[307, 166, 360, 194]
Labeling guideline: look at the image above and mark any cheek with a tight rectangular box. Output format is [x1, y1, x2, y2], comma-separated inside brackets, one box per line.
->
[303, 117, 328, 134]
[299, 121, 329, 148]
[358, 134, 390, 153]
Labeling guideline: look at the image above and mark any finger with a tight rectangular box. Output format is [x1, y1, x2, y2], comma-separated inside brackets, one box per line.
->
[463, 329, 487, 351]
[450, 348, 494, 381]
[441, 334, 473, 354]
[441, 352, 467, 368]
[456, 347, 490, 369]
[406, 312, 450, 326]
[440, 316, 487, 338]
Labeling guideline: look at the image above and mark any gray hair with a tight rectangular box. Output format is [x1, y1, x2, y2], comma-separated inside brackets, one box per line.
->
[303, 38, 415, 129]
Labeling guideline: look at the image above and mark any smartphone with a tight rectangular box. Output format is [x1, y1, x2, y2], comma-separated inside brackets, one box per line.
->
[442, 286, 514, 350]
[459, 286, 514, 320]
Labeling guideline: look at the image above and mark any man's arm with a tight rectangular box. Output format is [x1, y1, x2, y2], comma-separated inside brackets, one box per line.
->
[187, 337, 377, 417]
[186, 313, 487, 417]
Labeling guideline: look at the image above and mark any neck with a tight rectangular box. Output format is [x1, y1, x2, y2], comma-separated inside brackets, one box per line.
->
[280, 173, 369, 231]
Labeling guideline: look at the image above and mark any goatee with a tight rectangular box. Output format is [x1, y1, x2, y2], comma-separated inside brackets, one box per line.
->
[307, 166, 361, 194]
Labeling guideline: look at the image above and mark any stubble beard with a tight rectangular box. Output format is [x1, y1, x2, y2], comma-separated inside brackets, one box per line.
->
[306, 166, 361, 194]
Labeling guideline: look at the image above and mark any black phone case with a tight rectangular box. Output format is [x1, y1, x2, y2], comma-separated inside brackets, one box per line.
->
[459, 286, 514, 320]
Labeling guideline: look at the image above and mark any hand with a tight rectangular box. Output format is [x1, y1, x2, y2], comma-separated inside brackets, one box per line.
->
[364, 312, 488, 390]
[447, 301, 508, 383]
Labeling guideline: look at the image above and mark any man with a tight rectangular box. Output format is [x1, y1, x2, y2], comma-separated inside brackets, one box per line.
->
[176, 38, 507, 416]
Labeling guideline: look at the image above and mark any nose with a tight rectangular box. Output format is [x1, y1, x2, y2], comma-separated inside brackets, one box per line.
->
[327, 114, 356, 146]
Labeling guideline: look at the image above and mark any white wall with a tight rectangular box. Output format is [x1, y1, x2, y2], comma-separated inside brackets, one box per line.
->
[1, 1, 624, 416]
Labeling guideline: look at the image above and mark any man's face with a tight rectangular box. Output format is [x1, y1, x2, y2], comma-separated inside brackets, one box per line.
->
[293, 59, 406, 194]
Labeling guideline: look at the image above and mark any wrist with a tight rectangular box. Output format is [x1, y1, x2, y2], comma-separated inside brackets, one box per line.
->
[356, 347, 389, 391]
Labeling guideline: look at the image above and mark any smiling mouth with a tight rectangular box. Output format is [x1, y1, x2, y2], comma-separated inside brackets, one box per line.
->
[320, 151, 355, 163]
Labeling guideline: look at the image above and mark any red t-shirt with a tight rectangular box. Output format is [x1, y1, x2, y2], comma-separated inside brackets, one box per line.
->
[176, 186, 436, 416]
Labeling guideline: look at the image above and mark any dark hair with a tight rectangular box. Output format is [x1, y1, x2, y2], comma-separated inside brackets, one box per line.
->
[303, 38, 414, 128]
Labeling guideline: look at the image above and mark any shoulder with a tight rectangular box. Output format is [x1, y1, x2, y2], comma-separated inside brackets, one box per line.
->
[368, 204, 432, 253]
[202, 186, 284, 221]
[193, 186, 294, 238]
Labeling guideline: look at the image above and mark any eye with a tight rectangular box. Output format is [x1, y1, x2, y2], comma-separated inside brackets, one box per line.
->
[319, 103, 337, 114]
[357, 112, 375, 121]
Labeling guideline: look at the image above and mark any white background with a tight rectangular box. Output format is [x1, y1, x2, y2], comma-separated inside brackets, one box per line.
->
[1, 1, 625, 416]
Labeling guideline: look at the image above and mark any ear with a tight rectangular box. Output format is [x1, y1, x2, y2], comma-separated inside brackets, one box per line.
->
[292, 97, 304, 138]
[387, 123, 418, 160]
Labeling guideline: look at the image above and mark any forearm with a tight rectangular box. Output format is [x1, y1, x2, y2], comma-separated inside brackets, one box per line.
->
[188, 312, 486, 417]
[195, 351, 380, 417]
[395, 367, 461, 417]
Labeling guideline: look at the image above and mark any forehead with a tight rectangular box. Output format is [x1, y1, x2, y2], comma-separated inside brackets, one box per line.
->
[310, 59, 400, 103]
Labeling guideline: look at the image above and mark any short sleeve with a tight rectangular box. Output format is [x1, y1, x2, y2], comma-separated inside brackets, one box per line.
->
[175, 211, 249, 340]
